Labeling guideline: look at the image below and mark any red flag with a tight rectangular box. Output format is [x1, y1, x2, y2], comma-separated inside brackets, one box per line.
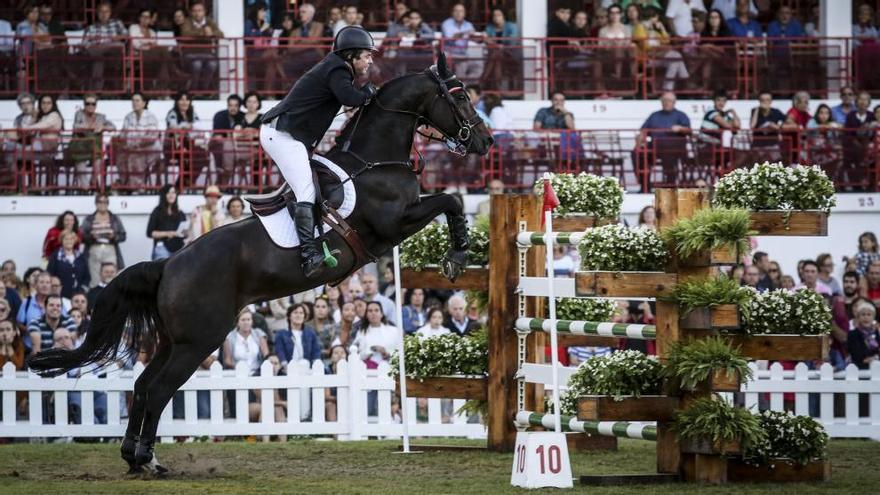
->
[541, 177, 559, 228]
[542, 177, 559, 227]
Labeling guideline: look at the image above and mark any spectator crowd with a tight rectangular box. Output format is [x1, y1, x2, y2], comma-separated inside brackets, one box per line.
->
[1, 1, 880, 194]
[0, 182, 879, 435]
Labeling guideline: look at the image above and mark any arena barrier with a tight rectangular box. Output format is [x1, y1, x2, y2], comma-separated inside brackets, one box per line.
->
[0, 356, 484, 441]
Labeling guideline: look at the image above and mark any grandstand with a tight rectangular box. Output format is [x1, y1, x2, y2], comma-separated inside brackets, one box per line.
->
[0, 0, 879, 269]
[1, 1, 878, 193]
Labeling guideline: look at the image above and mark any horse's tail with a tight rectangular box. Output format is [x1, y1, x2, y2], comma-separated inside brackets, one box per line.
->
[27, 260, 167, 377]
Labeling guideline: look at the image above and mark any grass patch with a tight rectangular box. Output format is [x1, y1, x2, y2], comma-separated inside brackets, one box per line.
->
[0, 437, 876, 494]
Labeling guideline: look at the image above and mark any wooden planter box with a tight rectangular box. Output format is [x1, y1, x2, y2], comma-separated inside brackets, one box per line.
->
[679, 305, 741, 331]
[727, 458, 831, 483]
[680, 437, 742, 456]
[683, 331, 830, 361]
[681, 452, 730, 484]
[727, 334, 830, 361]
[577, 395, 678, 422]
[749, 211, 828, 236]
[676, 369, 743, 393]
[705, 369, 742, 392]
[399, 267, 488, 291]
[552, 214, 614, 232]
[680, 438, 742, 484]
[397, 376, 488, 401]
[575, 271, 678, 298]
[681, 244, 741, 267]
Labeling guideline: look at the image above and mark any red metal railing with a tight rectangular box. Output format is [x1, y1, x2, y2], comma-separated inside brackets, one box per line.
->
[2, 127, 877, 195]
[2, 35, 874, 100]
[132, 38, 243, 98]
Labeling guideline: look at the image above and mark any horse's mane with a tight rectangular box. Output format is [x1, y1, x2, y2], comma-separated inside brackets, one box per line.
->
[336, 71, 427, 142]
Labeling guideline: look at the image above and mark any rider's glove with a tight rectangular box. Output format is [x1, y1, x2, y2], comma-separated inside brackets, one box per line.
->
[363, 83, 378, 103]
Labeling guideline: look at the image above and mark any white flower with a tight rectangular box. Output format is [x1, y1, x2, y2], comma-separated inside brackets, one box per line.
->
[579, 224, 667, 271]
[535, 173, 624, 217]
[714, 162, 835, 212]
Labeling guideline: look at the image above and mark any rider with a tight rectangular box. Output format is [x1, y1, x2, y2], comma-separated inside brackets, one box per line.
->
[260, 26, 377, 278]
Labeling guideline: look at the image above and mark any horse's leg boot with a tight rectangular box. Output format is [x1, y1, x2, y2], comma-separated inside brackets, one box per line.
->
[134, 439, 169, 475]
[121, 433, 142, 473]
[290, 201, 326, 278]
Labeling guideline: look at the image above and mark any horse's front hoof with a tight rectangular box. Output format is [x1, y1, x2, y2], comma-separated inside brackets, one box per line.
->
[441, 250, 467, 282]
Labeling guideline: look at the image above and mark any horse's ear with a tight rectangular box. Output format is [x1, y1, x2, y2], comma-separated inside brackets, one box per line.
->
[436, 51, 450, 79]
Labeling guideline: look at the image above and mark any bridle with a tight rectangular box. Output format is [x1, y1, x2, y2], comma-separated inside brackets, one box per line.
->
[413, 65, 485, 157]
[338, 66, 485, 183]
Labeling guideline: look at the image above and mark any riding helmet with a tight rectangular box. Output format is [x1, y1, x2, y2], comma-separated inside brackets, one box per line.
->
[333, 26, 377, 53]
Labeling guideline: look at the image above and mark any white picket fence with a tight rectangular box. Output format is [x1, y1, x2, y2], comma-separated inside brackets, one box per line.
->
[2, 359, 880, 440]
[0, 355, 484, 441]
[743, 361, 880, 439]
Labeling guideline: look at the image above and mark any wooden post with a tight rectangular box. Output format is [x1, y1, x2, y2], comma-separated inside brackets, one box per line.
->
[653, 188, 711, 475]
[524, 196, 546, 415]
[487, 194, 538, 451]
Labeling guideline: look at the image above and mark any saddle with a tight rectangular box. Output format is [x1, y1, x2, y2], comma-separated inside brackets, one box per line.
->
[245, 160, 345, 216]
[244, 158, 377, 277]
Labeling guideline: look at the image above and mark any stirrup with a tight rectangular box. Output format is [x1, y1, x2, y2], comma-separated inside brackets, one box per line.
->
[322, 241, 340, 268]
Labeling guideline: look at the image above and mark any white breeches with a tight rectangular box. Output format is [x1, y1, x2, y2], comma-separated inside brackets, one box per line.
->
[260, 124, 315, 204]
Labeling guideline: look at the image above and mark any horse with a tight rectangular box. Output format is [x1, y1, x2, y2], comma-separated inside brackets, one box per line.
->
[27, 52, 493, 474]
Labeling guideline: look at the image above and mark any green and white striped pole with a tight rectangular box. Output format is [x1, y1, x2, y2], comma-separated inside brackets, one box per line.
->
[515, 411, 658, 441]
[515, 317, 657, 340]
[516, 231, 585, 247]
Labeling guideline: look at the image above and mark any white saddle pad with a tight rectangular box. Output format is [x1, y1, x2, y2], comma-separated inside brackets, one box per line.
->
[255, 155, 356, 248]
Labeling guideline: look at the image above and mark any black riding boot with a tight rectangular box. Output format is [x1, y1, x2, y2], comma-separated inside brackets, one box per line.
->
[290, 201, 326, 278]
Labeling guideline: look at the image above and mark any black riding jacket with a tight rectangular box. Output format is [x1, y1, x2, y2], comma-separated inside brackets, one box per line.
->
[262, 52, 373, 151]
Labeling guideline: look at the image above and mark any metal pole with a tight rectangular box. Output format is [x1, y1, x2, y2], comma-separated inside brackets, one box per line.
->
[392, 245, 412, 452]
[544, 209, 562, 432]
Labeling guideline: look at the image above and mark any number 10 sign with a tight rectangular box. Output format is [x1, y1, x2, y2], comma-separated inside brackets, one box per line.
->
[510, 432, 573, 489]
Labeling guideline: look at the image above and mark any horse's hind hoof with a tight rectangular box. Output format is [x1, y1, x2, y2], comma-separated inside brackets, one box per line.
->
[148, 461, 170, 477]
[127, 465, 145, 475]
[138, 447, 170, 477]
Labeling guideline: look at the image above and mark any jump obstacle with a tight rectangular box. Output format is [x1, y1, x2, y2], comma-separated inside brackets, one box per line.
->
[399, 191, 831, 484]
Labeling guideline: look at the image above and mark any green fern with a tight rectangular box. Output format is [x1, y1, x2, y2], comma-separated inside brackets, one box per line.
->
[670, 275, 754, 316]
[660, 208, 754, 260]
[674, 396, 765, 448]
[664, 337, 752, 391]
